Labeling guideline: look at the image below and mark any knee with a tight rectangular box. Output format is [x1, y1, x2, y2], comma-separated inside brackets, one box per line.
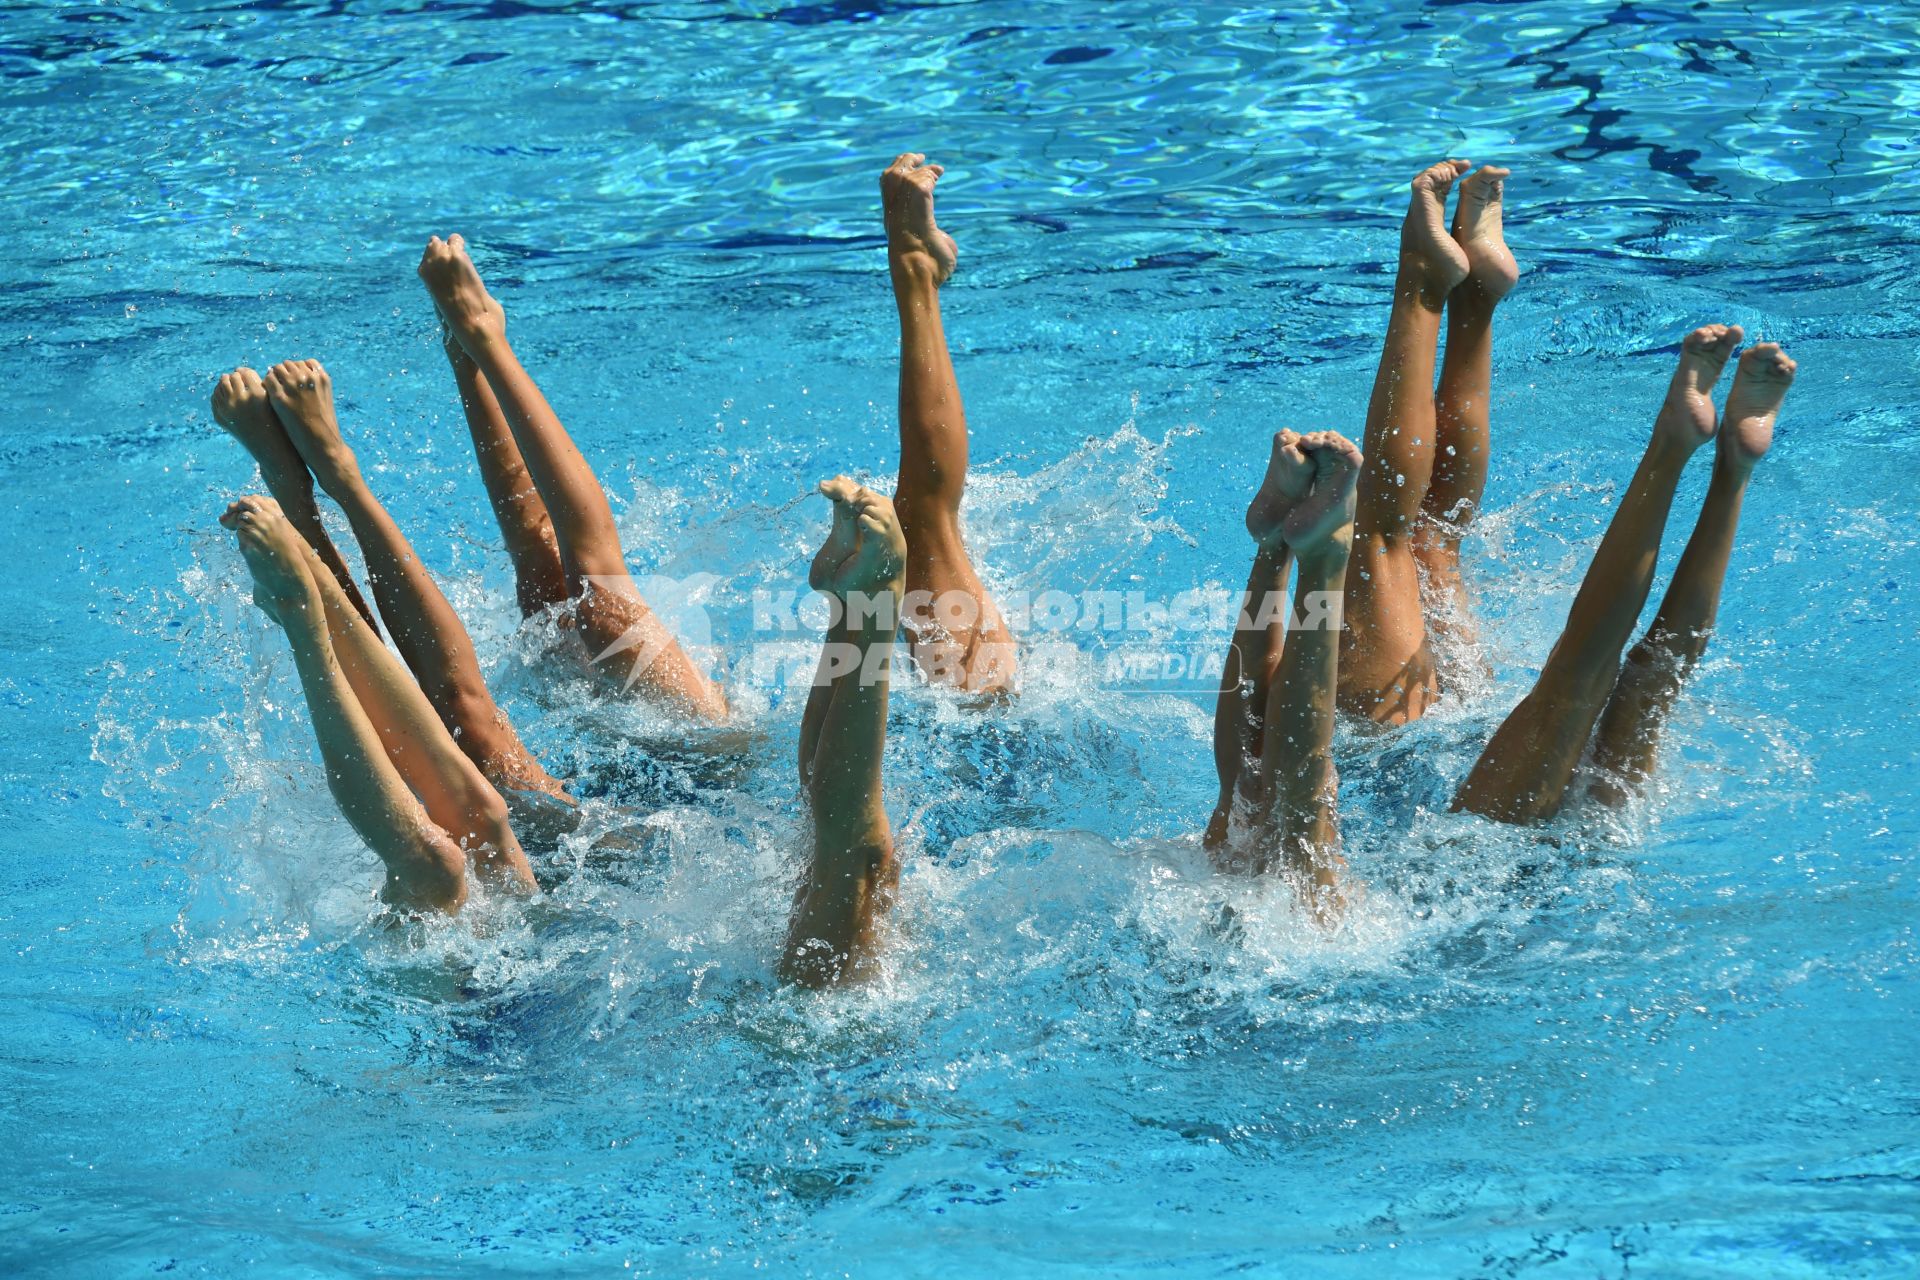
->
[388, 826, 469, 915]
[467, 782, 511, 836]
[441, 683, 502, 740]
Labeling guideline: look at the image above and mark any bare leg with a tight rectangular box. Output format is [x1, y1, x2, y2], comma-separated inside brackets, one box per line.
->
[1416, 165, 1517, 651]
[1204, 537, 1292, 850]
[881, 153, 1018, 697]
[417, 236, 727, 720]
[798, 481, 863, 791]
[225, 495, 535, 892]
[438, 317, 569, 617]
[213, 368, 378, 634]
[223, 498, 468, 912]
[1590, 343, 1795, 804]
[782, 479, 907, 988]
[1229, 431, 1362, 923]
[1453, 325, 1742, 824]
[258, 359, 570, 804]
[1340, 159, 1472, 725]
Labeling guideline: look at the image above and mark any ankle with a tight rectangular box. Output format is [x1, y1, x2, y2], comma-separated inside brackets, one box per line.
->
[1394, 256, 1453, 310]
[309, 447, 364, 499]
[889, 249, 944, 291]
[259, 466, 318, 512]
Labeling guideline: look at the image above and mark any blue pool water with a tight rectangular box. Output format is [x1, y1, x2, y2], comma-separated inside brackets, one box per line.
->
[4, 1, 1918, 1274]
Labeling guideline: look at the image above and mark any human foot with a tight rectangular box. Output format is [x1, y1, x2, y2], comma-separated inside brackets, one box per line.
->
[1245, 430, 1364, 561]
[1717, 341, 1795, 473]
[882, 153, 958, 287]
[418, 234, 507, 356]
[263, 359, 361, 497]
[1451, 164, 1518, 302]
[212, 367, 314, 502]
[813, 477, 908, 600]
[220, 494, 319, 625]
[1653, 323, 1744, 455]
[810, 476, 863, 591]
[1400, 159, 1472, 299]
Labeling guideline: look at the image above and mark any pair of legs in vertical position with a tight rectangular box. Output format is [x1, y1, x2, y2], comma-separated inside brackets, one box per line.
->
[1341, 158, 1518, 725]
[1204, 429, 1365, 918]
[1454, 327, 1795, 821]
[417, 237, 730, 720]
[1339, 159, 1798, 820]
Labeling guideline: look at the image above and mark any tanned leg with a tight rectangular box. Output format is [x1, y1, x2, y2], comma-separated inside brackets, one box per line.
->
[1416, 165, 1517, 652]
[1234, 431, 1362, 924]
[881, 153, 1017, 697]
[1340, 159, 1471, 724]
[1589, 343, 1795, 804]
[782, 479, 907, 989]
[416, 235, 727, 720]
[1453, 325, 1743, 824]
[1205, 532, 1292, 851]
[259, 358, 570, 803]
[213, 367, 379, 634]
[223, 497, 468, 913]
[224, 495, 536, 893]
[437, 316, 569, 617]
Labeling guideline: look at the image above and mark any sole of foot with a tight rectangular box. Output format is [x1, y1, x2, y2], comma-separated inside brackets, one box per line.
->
[418, 234, 506, 354]
[1451, 164, 1518, 302]
[263, 359, 359, 492]
[881, 153, 958, 286]
[815, 477, 907, 597]
[221, 495, 314, 622]
[1655, 323, 1744, 452]
[1719, 341, 1795, 470]
[212, 367, 312, 495]
[1246, 430, 1310, 548]
[1402, 159, 1472, 296]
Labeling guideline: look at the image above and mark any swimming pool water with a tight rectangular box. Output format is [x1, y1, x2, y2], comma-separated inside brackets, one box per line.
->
[4, 1, 1918, 1275]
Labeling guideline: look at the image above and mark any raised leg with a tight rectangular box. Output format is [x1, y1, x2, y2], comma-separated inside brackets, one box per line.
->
[223, 498, 467, 912]
[258, 359, 570, 804]
[782, 478, 907, 988]
[1416, 165, 1517, 650]
[417, 236, 726, 720]
[438, 318, 569, 617]
[881, 153, 1018, 697]
[1453, 325, 1742, 824]
[1340, 159, 1472, 724]
[213, 368, 379, 634]
[1204, 536, 1292, 850]
[1230, 431, 1362, 922]
[1589, 343, 1795, 804]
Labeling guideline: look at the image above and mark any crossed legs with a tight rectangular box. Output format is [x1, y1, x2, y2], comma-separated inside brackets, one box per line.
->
[783, 479, 908, 987]
[1454, 331, 1796, 822]
[418, 236, 728, 720]
[881, 154, 1018, 697]
[1341, 160, 1516, 723]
